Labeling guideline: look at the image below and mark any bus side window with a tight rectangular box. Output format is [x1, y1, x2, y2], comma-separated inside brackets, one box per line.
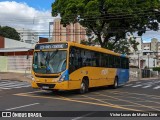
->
[69, 47, 82, 73]
[108, 55, 113, 68]
[69, 47, 76, 73]
[94, 53, 99, 67]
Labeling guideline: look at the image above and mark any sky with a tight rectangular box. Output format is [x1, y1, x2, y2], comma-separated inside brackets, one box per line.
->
[4, 0, 55, 11]
[0, 0, 55, 37]
[0, 0, 160, 41]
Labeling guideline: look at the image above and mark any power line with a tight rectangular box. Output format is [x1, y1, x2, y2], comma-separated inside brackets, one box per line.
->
[0, 9, 159, 23]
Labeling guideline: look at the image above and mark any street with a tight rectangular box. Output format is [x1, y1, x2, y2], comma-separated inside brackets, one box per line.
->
[0, 79, 160, 120]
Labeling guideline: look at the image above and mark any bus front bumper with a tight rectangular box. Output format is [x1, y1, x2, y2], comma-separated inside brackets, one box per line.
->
[31, 81, 69, 90]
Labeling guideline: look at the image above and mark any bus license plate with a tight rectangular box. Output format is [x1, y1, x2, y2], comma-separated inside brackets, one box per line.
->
[42, 86, 49, 89]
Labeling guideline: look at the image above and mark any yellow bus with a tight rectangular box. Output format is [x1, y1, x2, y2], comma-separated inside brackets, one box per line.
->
[31, 42, 129, 93]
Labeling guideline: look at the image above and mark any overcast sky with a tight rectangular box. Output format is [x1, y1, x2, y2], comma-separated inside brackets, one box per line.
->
[0, 1, 55, 37]
[0, 1, 159, 41]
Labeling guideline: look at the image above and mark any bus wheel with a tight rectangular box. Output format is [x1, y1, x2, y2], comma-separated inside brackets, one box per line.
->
[79, 80, 88, 94]
[113, 77, 118, 89]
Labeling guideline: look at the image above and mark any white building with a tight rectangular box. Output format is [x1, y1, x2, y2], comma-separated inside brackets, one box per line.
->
[15, 28, 39, 44]
[128, 36, 158, 69]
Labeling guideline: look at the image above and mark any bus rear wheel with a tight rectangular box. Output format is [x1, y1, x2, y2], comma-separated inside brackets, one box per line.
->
[113, 77, 118, 89]
[109, 77, 118, 89]
[79, 80, 88, 94]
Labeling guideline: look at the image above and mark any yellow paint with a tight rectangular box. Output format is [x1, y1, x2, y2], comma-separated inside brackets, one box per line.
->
[94, 92, 160, 111]
[109, 90, 160, 98]
[15, 92, 142, 111]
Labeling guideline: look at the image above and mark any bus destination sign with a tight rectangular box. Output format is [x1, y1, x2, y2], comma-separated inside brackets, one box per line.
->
[35, 43, 68, 50]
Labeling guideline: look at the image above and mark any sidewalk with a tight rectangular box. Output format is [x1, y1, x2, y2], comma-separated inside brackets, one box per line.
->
[0, 72, 32, 82]
[129, 77, 159, 82]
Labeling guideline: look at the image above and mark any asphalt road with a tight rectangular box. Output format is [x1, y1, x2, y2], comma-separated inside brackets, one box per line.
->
[0, 79, 160, 120]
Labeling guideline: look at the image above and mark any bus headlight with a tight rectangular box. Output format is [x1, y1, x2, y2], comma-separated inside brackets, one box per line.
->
[58, 70, 69, 83]
[58, 75, 65, 83]
[32, 77, 35, 81]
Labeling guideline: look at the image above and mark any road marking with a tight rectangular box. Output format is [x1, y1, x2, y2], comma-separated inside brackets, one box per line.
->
[153, 86, 160, 89]
[94, 92, 160, 111]
[0, 82, 20, 86]
[5, 103, 39, 110]
[125, 84, 133, 86]
[136, 82, 141, 84]
[0, 83, 29, 87]
[71, 112, 95, 120]
[14, 92, 143, 111]
[81, 95, 118, 106]
[11, 85, 31, 88]
[0, 87, 11, 89]
[0, 81, 30, 89]
[142, 85, 152, 88]
[132, 84, 142, 87]
[109, 90, 160, 98]
[154, 81, 160, 83]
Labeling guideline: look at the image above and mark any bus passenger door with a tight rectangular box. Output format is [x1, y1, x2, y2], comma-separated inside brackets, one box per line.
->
[68, 47, 81, 90]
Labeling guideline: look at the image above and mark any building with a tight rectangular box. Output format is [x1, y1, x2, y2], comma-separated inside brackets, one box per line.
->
[15, 28, 39, 44]
[0, 36, 33, 72]
[142, 38, 160, 66]
[52, 17, 87, 43]
[128, 36, 159, 68]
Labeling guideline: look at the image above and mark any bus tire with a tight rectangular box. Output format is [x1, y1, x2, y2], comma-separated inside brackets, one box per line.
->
[79, 80, 88, 94]
[109, 77, 118, 89]
[113, 77, 118, 89]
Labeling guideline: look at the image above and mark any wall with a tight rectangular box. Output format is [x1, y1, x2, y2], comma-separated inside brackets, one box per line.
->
[0, 56, 7, 72]
[0, 55, 32, 73]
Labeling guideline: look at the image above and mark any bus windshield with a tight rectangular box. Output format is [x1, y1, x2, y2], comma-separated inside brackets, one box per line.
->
[33, 50, 67, 74]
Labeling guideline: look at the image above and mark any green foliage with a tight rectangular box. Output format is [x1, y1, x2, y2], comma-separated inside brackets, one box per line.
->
[0, 26, 20, 40]
[52, 0, 160, 53]
[153, 67, 160, 71]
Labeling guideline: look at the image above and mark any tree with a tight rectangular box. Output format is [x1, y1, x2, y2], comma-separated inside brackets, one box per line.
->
[0, 26, 20, 40]
[52, 0, 160, 52]
[153, 67, 160, 78]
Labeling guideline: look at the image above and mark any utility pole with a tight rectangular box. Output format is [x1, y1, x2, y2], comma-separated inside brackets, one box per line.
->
[148, 54, 149, 69]
[49, 22, 53, 41]
[136, 51, 140, 80]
